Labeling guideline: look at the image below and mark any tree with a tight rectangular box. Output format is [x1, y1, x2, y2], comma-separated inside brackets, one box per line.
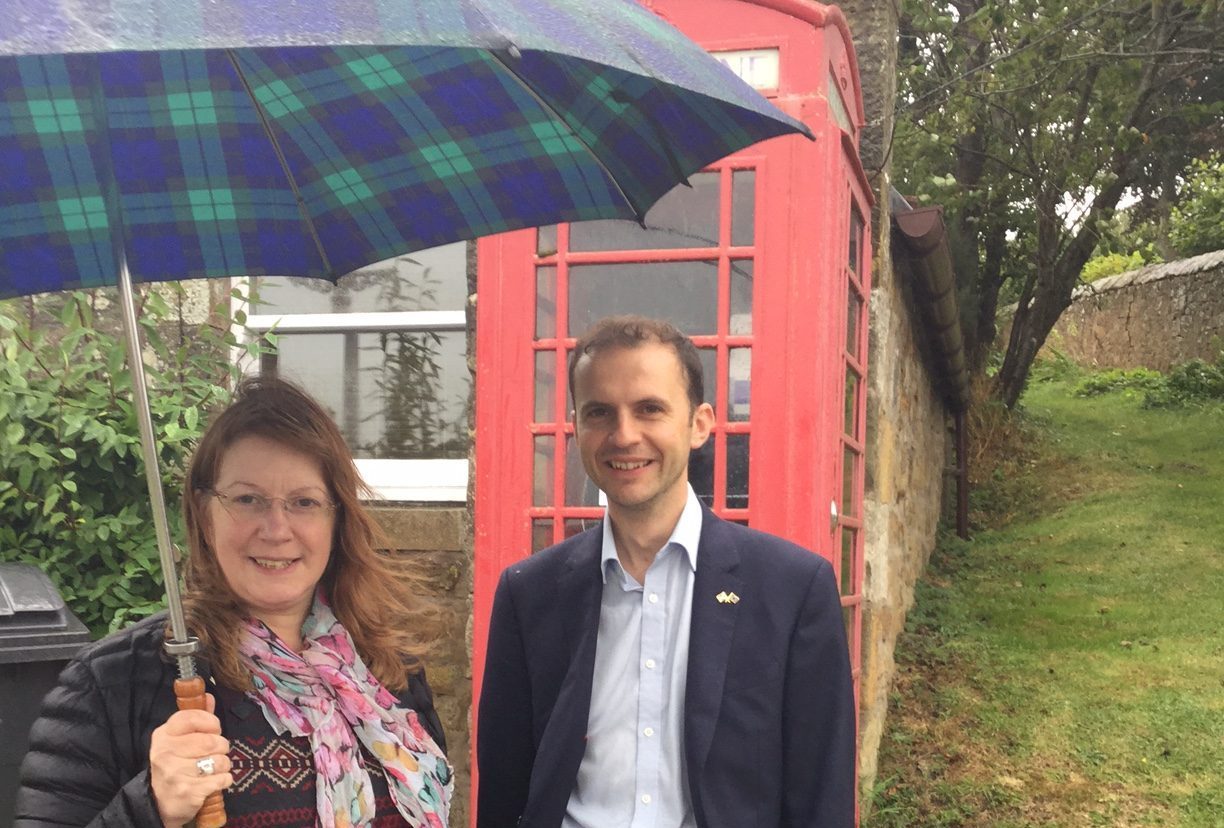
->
[1169, 151, 1224, 256]
[894, 0, 1223, 406]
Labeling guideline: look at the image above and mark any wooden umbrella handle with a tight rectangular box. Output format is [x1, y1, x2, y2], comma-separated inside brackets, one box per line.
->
[175, 677, 227, 828]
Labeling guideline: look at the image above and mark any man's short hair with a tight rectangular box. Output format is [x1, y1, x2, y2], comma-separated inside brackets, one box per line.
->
[568, 315, 704, 411]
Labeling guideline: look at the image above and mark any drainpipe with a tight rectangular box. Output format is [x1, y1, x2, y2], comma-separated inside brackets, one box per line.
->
[891, 194, 971, 538]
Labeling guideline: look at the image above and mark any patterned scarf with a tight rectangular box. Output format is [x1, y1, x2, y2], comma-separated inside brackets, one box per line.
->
[237, 593, 452, 828]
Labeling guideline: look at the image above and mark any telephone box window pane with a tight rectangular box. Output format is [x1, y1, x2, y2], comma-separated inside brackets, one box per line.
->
[848, 210, 863, 276]
[688, 439, 714, 508]
[253, 243, 466, 313]
[840, 527, 857, 595]
[535, 350, 555, 424]
[568, 261, 718, 336]
[565, 433, 601, 507]
[842, 446, 858, 519]
[273, 330, 466, 460]
[727, 433, 750, 509]
[533, 436, 554, 506]
[565, 518, 599, 539]
[728, 348, 752, 422]
[846, 286, 861, 359]
[536, 266, 557, 340]
[532, 519, 554, 554]
[731, 170, 756, 247]
[828, 72, 853, 135]
[730, 260, 754, 335]
[843, 605, 854, 637]
[537, 225, 558, 257]
[844, 368, 860, 436]
[698, 348, 717, 408]
[570, 172, 720, 251]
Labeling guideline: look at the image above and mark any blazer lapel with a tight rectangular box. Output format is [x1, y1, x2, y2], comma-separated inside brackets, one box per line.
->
[525, 529, 604, 825]
[684, 511, 744, 779]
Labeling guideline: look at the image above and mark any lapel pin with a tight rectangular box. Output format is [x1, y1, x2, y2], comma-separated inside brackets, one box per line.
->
[716, 591, 740, 604]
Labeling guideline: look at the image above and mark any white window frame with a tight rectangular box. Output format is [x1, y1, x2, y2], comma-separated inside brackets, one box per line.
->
[232, 278, 469, 503]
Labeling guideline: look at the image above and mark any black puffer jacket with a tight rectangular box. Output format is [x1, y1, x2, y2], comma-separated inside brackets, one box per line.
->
[15, 612, 446, 828]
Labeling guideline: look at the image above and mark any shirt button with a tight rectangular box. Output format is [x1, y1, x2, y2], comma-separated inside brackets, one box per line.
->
[641, 794, 652, 805]
[644, 658, 656, 669]
[648, 593, 659, 604]
[643, 727, 655, 737]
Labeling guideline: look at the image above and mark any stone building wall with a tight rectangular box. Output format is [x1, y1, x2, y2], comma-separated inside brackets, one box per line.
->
[370, 506, 473, 828]
[839, 0, 953, 808]
[1050, 250, 1224, 370]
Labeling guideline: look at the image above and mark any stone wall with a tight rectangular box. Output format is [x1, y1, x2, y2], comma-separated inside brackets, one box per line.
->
[840, 0, 954, 810]
[370, 506, 473, 828]
[1050, 250, 1224, 370]
[858, 238, 951, 804]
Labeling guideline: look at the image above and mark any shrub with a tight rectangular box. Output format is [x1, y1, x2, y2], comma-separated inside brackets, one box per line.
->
[1079, 250, 1155, 284]
[1072, 367, 1164, 397]
[1142, 354, 1224, 408]
[0, 287, 271, 635]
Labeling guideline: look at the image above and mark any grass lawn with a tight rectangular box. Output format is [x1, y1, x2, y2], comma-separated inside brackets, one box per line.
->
[866, 374, 1224, 827]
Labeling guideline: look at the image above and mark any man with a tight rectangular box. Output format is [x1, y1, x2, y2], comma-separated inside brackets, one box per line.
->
[477, 316, 856, 828]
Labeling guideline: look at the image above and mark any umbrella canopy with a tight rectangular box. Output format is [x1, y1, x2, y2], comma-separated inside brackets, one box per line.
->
[0, 0, 809, 298]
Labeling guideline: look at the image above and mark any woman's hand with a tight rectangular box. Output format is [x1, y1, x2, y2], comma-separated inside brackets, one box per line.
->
[148, 693, 233, 827]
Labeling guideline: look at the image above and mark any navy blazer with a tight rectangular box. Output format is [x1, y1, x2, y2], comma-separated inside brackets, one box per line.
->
[477, 508, 856, 828]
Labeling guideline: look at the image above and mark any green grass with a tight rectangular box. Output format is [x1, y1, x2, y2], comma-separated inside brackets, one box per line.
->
[867, 376, 1224, 827]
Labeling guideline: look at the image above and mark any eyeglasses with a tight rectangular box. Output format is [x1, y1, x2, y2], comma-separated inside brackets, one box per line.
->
[207, 490, 337, 522]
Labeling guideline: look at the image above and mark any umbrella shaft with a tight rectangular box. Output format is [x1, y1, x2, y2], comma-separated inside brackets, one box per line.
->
[115, 258, 193, 663]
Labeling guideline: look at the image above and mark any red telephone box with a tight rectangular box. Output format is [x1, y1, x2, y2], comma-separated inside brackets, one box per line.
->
[473, 0, 871, 810]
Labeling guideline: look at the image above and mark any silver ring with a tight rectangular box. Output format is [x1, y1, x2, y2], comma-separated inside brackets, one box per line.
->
[195, 756, 216, 776]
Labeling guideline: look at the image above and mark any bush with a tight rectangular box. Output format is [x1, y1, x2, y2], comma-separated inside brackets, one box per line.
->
[1072, 367, 1164, 397]
[1079, 250, 1155, 283]
[1142, 355, 1224, 408]
[0, 287, 271, 635]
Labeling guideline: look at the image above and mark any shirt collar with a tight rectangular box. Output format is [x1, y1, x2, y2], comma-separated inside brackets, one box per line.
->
[600, 485, 703, 584]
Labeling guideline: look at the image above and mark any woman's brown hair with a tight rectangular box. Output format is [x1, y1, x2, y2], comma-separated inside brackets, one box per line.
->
[180, 375, 436, 691]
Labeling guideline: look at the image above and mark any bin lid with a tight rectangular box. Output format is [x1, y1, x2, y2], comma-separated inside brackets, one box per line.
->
[0, 563, 92, 663]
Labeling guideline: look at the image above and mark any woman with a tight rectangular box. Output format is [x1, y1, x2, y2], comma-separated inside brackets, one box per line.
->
[17, 376, 452, 828]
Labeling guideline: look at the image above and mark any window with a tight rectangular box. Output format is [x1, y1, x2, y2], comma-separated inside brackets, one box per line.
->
[238, 242, 470, 502]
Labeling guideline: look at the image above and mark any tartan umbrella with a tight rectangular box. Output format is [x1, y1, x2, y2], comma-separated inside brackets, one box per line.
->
[1, 3, 807, 822]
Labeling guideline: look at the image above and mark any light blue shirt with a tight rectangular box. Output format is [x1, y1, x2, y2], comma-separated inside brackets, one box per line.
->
[562, 486, 703, 828]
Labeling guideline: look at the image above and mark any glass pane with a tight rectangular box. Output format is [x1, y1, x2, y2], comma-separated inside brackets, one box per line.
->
[536, 266, 557, 340]
[698, 348, 717, 408]
[564, 433, 601, 506]
[570, 172, 719, 251]
[844, 368, 859, 437]
[828, 72, 853, 134]
[840, 527, 856, 595]
[729, 260, 753, 334]
[537, 225, 558, 257]
[565, 518, 599, 539]
[842, 445, 858, 519]
[253, 242, 467, 313]
[727, 433, 750, 509]
[568, 261, 718, 336]
[846, 285, 862, 360]
[272, 330, 466, 459]
[728, 348, 751, 422]
[688, 438, 714, 508]
[532, 519, 554, 554]
[848, 209, 863, 276]
[535, 350, 555, 424]
[534, 436, 554, 507]
[731, 170, 756, 247]
[843, 605, 854, 639]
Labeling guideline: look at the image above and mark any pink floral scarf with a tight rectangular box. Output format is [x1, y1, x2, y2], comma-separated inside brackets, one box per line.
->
[238, 593, 452, 828]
